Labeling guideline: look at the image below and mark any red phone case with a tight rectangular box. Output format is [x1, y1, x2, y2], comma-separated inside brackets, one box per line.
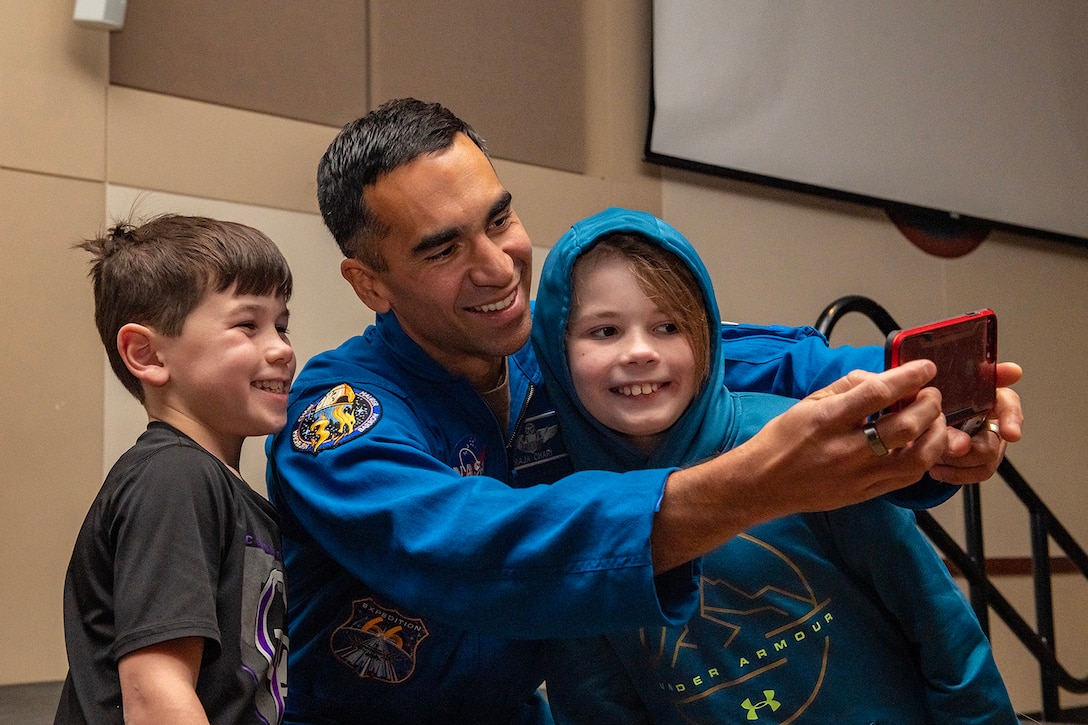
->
[884, 309, 997, 433]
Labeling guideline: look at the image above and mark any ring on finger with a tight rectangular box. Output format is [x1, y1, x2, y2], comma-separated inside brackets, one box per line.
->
[983, 420, 1001, 439]
[863, 424, 890, 457]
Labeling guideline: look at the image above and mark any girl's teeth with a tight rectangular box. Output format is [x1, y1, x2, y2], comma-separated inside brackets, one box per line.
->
[620, 383, 660, 396]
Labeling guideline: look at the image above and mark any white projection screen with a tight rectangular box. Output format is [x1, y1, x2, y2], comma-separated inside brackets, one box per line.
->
[648, 1, 1088, 246]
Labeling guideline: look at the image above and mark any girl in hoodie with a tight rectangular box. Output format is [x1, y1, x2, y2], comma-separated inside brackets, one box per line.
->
[531, 207, 1017, 724]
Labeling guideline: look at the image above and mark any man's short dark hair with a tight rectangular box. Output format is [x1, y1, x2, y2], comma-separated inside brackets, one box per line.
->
[316, 98, 488, 269]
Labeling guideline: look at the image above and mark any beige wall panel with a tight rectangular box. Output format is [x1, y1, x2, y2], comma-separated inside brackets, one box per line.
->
[662, 171, 948, 328]
[582, 0, 660, 195]
[0, 170, 105, 683]
[369, 0, 587, 174]
[110, 0, 368, 127]
[107, 86, 338, 214]
[0, 1, 108, 180]
[499, 155, 661, 252]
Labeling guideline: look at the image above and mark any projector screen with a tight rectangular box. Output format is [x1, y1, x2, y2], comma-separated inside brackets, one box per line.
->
[647, 1, 1088, 246]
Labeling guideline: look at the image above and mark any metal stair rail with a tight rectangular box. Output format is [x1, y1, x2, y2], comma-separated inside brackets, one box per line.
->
[814, 295, 1088, 721]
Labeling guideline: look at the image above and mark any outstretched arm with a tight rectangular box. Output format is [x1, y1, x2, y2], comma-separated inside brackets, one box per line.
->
[652, 360, 946, 573]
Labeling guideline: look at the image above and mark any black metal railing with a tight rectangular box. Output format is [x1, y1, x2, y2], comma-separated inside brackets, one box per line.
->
[814, 294, 1088, 722]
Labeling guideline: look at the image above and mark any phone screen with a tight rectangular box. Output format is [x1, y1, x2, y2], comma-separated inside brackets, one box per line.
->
[885, 310, 997, 433]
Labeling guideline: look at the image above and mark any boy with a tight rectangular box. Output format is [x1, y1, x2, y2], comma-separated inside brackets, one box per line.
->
[532, 207, 1018, 723]
[55, 215, 294, 725]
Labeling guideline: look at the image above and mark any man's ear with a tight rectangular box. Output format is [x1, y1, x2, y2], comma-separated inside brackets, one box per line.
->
[341, 258, 392, 314]
[117, 323, 169, 388]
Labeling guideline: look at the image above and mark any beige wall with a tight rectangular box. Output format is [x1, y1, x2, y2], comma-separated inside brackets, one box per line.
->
[2, 0, 1085, 714]
[2, 0, 108, 684]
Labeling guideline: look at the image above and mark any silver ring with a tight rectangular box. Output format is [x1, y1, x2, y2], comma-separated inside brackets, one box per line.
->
[984, 420, 1001, 439]
[863, 424, 890, 456]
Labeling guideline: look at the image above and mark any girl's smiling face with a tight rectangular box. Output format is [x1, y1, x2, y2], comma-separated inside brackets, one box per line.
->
[565, 251, 698, 454]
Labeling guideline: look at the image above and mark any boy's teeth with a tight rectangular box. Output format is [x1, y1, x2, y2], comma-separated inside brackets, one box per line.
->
[254, 381, 286, 393]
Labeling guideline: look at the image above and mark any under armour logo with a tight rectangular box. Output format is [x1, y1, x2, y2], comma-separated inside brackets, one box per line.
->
[741, 691, 781, 721]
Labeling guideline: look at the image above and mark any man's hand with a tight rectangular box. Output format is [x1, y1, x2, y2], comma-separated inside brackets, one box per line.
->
[653, 360, 947, 572]
[740, 359, 948, 516]
[930, 361, 1023, 484]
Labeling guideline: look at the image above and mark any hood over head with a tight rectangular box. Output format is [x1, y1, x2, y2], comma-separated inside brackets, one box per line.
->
[532, 207, 737, 472]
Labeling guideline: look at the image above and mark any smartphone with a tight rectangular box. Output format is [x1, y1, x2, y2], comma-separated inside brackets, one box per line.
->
[884, 309, 997, 434]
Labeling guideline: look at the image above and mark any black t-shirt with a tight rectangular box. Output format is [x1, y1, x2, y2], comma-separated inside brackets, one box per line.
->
[55, 422, 287, 724]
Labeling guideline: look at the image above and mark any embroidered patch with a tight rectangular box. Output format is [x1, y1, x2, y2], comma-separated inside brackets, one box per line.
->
[453, 434, 486, 477]
[511, 410, 564, 472]
[291, 383, 381, 454]
[330, 598, 429, 683]
[515, 418, 559, 455]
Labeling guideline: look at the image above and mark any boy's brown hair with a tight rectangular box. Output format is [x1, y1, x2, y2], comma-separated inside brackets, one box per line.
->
[570, 231, 712, 385]
[78, 214, 293, 402]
